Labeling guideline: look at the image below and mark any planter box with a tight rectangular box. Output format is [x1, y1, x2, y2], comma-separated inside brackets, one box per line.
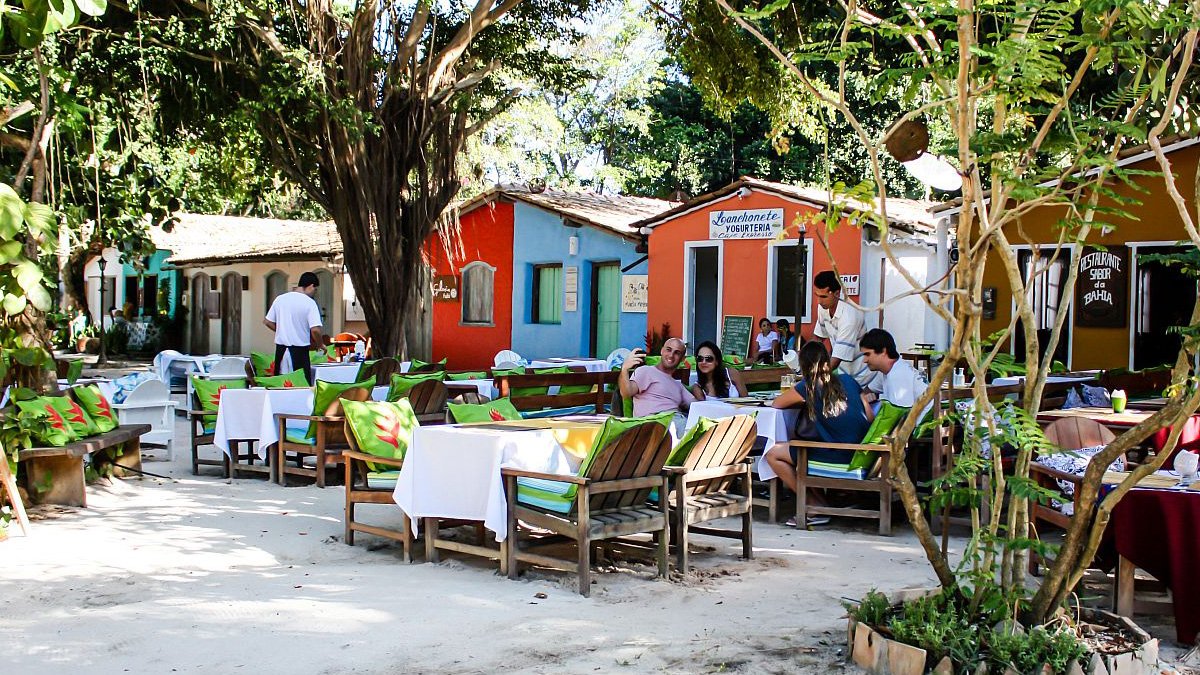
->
[847, 592, 1158, 675]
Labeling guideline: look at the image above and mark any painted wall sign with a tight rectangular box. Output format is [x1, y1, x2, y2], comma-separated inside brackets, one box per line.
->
[1075, 245, 1128, 327]
[840, 274, 860, 296]
[709, 208, 784, 240]
[565, 292, 578, 312]
[621, 275, 648, 313]
[431, 275, 459, 302]
[564, 266, 579, 293]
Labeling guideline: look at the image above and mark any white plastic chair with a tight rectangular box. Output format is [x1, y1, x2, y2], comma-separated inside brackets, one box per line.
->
[112, 378, 177, 460]
[494, 361, 523, 371]
[208, 357, 248, 377]
[153, 349, 183, 383]
[493, 350, 523, 368]
[605, 348, 632, 371]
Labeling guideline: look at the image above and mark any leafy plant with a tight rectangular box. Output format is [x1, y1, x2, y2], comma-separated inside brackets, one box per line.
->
[844, 589, 890, 628]
[987, 625, 1087, 675]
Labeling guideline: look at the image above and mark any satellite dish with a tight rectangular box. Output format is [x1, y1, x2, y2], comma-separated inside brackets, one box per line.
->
[902, 152, 963, 191]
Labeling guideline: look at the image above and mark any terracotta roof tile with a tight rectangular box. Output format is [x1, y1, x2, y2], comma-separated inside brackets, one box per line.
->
[154, 213, 340, 265]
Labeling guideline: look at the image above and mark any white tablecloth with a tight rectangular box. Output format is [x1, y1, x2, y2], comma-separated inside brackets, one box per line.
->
[213, 385, 389, 458]
[528, 358, 607, 373]
[392, 426, 576, 541]
[445, 378, 499, 399]
[990, 375, 1096, 387]
[685, 400, 800, 481]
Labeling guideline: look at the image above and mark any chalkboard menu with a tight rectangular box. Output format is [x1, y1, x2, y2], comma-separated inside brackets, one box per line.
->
[720, 315, 754, 359]
[1075, 245, 1128, 327]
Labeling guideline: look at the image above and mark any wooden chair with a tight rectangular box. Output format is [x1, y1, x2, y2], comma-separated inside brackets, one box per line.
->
[403, 379, 449, 425]
[342, 419, 417, 561]
[1029, 417, 1117, 573]
[186, 389, 231, 477]
[360, 357, 402, 385]
[790, 437, 896, 535]
[0, 454, 30, 536]
[274, 387, 372, 487]
[502, 420, 674, 596]
[666, 415, 758, 572]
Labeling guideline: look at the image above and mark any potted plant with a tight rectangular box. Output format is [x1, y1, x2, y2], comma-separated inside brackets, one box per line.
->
[667, 0, 1200, 670]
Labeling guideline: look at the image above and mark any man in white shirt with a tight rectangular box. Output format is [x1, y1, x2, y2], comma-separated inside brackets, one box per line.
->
[859, 328, 930, 416]
[263, 271, 324, 382]
[811, 270, 879, 391]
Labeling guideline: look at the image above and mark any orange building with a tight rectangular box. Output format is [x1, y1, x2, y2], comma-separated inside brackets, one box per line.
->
[936, 138, 1200, 371]
[634, 178, 942, 357]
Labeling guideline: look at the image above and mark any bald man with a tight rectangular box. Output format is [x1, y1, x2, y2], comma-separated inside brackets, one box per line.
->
[618, 338, 695, 429]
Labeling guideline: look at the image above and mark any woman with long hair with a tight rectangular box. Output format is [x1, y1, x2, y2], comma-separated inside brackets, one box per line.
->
[764, 341, 874, 526]
[690, 341, 748, 400]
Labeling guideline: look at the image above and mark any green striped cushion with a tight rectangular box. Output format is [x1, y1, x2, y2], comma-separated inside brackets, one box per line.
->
[516, 411, 674, 513]
[366, 471, 400, 490]
[807, 461, 869, 480]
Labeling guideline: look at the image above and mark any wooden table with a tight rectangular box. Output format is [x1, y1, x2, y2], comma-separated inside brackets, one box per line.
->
[1037, 406, 1200, 458]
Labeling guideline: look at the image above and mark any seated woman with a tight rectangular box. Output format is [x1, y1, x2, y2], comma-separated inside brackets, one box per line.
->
[774, 318, 799, 360]
[690, 341, 748, 400]
[764, 341, 874, 527]
[749, 318, 779, 364]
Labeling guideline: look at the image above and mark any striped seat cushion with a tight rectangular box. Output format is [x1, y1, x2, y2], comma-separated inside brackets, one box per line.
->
[806, 460, 869, 480]
[520, 405, 596, 419]
[366, 471, 399, 490]
[284, 428, 316, 446]
[516, 476, 575, 513]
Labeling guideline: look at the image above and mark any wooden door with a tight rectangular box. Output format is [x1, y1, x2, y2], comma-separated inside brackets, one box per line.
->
[221, 273, 242, 355]
[591, 262, 620, 357]
[190, 273, 210, 354]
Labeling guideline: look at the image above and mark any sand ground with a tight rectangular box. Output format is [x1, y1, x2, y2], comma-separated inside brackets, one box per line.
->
[1, 408, 1193, 674]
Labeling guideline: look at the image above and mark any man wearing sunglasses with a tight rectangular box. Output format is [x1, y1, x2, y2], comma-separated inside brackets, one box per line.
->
[812, 270, 880, 392]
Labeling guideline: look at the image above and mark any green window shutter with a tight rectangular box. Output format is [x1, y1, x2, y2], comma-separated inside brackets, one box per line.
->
[535, 265, 562, 324]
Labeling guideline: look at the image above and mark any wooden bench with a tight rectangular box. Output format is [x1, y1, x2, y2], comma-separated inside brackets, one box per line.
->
[17, 424, 152, 507]
[493, 371, 620, 414]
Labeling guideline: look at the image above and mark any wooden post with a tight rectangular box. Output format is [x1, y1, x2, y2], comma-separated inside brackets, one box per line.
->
[0, 454, 30, 536]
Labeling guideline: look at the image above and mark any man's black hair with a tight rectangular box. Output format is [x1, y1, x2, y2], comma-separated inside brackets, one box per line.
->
[813, 270, 841, 293]
[860, 328, 899, 359]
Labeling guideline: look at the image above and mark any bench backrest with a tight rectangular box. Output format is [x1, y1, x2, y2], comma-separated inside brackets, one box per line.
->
[494, 371, 620, 412]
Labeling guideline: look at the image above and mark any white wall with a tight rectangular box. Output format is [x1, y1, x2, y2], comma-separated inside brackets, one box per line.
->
[859, 237, 940, 352]
[183, 261, 349, 355]
[84, 247, 124, 328]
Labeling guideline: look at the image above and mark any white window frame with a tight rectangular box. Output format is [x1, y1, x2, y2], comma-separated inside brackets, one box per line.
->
[460, 261, 496, 327]
[765, 239, 815, 326]
[682, 241, 723, 348]
[1008, 243, 1076, 369]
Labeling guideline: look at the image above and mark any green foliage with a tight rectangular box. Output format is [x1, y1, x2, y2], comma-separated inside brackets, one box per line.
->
[843, 589, 890, 628]
[988, 626, 1088, 675]
[886, 592, 981, 668]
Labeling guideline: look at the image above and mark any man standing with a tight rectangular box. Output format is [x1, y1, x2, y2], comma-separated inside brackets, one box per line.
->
[618, 337, 695, 430]
[263, 271, 323, 383]
[859, 328, 929, 414]
[811, 270, 878, 391]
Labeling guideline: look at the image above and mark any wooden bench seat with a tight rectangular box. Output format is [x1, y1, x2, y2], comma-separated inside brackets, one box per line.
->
[17, 424, 152, 507]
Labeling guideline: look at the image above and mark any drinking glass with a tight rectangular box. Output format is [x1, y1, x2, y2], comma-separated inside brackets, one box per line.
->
[1174, 450, 1198, 487]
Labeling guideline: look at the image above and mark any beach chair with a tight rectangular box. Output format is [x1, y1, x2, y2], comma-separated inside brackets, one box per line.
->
[274, 383, 373, 487]
[359, 357, 402, 385]
[402, 379, 449, 425]
[664, 415, 758, 572]
[502, 415, 674, 596]
[342, 399, 420, 561]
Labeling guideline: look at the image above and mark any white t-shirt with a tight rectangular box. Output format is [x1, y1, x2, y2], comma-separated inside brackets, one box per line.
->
[880, 358, 934, 421]
[814, 300, 878, 390]
[755, 330, 779, 353]
[265, 291, 322, 347]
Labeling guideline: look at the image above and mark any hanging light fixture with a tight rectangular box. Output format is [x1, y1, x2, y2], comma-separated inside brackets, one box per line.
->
[885, 119, 963, 192]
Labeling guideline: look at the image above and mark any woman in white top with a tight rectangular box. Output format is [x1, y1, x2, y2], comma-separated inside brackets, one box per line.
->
[690, 341, 748, 399]
[750, 317, 779, 364]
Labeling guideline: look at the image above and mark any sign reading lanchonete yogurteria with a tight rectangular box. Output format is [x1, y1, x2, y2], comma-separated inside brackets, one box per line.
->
[709, 208, 784, 239]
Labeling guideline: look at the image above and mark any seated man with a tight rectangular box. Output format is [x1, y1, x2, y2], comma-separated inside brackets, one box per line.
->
[618, 338, 695, 432]
[859, 328, 931, 419]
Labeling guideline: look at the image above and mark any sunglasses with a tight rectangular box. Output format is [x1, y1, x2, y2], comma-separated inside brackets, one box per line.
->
[696, 355, 717, 363]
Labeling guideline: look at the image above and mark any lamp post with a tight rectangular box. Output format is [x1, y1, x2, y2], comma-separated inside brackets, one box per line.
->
[97, 253, 108, 366]
[794, 223, 807, 337]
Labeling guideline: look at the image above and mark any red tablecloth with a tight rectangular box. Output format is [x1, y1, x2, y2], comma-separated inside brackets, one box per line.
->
[1154, 413, 1200, 460]
[1111, 488, 1200, 644]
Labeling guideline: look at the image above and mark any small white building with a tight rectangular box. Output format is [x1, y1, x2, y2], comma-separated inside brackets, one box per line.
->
[154, 214, 366, 356]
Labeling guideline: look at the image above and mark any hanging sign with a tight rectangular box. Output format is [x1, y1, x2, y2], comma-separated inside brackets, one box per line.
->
[1075, 246, 1128, 328]
[431, 275, 459, 302]
[621, 275, 648, 312]
[709, 208, 784, 240]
